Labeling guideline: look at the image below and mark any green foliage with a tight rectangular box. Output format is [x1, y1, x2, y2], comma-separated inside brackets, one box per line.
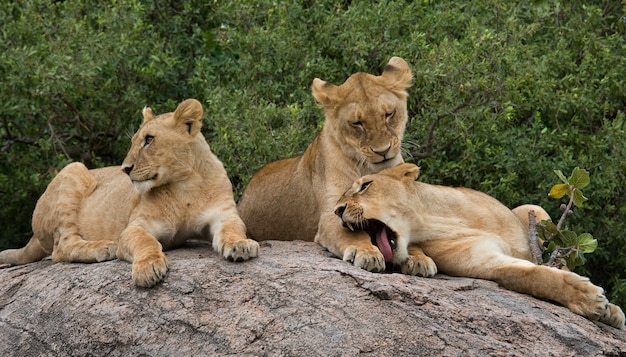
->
[549, 167, 589, 207]
[538, 168, 597, 270]
[1, 0, 625, 307]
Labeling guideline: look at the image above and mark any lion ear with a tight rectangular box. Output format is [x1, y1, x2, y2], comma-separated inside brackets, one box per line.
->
[174, 99, 203, 135]
[388, 163, 420, 183]
[311, 78, 339, 108]
[142, 107, 155, 124]
[380, 57, 413, 93]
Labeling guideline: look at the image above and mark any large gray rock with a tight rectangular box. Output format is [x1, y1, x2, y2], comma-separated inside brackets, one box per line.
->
[0, 240, 624, 356]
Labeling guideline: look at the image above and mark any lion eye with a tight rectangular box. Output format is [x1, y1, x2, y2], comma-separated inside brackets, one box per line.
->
[358, 180, 372, 193]
[384, 111, 395, 120]
[351, 121, 363, 128]
[144, 135, 154, 147]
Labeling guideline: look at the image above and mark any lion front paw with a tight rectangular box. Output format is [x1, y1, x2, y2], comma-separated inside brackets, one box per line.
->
[222, 239, 259, 262]
[562, 274, 621, 327]
[343, 245, 385, 273]
[95, 241, 118, 262]
[132, 252, 169, 288]
[401, 254, 437, 277]
[602, 303, 626, 330]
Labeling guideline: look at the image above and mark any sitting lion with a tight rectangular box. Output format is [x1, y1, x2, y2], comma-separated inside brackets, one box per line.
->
[0, 99, 259, 287]
[238, 57, 413, 259]
[333, 163, 625, 329]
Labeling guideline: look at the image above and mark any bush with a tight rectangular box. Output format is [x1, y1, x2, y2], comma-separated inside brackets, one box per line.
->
[2, 0, 625, 307]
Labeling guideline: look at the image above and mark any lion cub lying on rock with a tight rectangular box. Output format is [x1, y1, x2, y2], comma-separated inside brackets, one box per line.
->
[334, 163, 625, 329]
[0, 99, 259, 287]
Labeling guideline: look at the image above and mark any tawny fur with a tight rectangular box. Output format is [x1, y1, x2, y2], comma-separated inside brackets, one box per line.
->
[0, 99, 259, 287]
[334, 163, 625, 330]
[238, 57, 413, 264]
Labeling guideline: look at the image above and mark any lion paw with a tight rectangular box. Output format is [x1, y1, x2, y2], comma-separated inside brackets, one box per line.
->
[342, 245, 385, 273]
[563, 275, 618, 326]
[222, 239, 259, 262]
[401, 254, 437, 277]
[132, 252, 169, 288]
[95, 241, 118, 262]
[602, 303, 626, 330]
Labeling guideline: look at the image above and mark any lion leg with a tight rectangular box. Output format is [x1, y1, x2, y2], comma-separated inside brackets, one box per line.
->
[0, 162, 117, 265]
[492, 263, 625, 329]
[315, 212, 385, 272]
[400, 245, 437, 277]
[203, 206, 259, 262]
[52, 231, 118, 263]
[46, 163, 117, 263]
[422, 237, 625, 329]
[117, 225, 168, 288]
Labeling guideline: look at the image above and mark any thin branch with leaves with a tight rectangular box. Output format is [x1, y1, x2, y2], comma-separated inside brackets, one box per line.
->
[527, 167, 597, 270]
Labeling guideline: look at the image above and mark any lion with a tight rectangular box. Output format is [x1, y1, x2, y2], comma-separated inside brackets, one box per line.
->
[238, 57, 413, 257]
[333, 163, 625, 329]
[0, 99, 259, 287]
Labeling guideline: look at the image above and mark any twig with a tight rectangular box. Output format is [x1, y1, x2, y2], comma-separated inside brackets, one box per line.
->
[47, 117, 71, 160]
[556, 190, 575, 231]
[546, 245, 576, 268]
[411, 85, 501, 160]
[527, 210, 543, 265]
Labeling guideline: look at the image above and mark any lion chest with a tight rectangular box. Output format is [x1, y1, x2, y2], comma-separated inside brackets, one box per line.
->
[130, 190, 221, 248]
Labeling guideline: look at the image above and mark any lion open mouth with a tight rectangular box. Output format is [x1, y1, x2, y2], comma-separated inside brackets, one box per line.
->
[343, 219, 397, 262]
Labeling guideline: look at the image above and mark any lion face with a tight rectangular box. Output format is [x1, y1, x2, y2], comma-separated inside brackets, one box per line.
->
[312, 57, 412, 167]
[334, 163, 420, 263]
[122, 99, 204, 194]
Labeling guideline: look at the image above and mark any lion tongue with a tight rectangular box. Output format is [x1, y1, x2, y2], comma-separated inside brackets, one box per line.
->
[376, 227, 393, 262]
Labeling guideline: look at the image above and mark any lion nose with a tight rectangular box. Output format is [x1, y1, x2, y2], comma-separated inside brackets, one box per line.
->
[334, 204, 346, 218]
[122, 165, 134, 176]
[371, 143, 391, 156]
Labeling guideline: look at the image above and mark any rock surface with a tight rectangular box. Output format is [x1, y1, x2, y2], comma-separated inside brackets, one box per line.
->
[0, 240, 624, 356]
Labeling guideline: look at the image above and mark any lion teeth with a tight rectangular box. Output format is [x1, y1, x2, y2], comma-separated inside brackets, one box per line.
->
[346, 222, 355, 231]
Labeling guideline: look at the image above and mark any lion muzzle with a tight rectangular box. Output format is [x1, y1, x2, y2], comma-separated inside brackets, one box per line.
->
[334, 203, 356, 231]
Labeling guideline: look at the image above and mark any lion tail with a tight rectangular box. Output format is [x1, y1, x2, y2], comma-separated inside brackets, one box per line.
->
[0, 236, 51, 265]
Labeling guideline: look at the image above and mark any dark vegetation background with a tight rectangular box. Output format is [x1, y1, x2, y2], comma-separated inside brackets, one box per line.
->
[1, 1, 625, 306]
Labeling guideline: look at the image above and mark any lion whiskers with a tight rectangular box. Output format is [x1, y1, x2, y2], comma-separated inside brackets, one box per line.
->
[356, 213, 368, 230]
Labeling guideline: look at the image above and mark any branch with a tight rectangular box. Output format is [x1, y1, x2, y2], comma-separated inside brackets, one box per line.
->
[556, 189, 575, 231]
[1, 136, 39, 152]
[413, 124, 475, 160]
[527, 210, 543, 265]
[410, 85, 502, 160]
[46, 117, 71, 160]
[546, 245, 576, 268]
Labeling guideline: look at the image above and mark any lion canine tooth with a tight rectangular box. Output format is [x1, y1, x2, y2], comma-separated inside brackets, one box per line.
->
[346, 222, 355, 231]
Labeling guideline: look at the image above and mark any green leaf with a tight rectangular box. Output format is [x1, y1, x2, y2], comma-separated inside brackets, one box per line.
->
[566, 251, 586, 270]
[541, 220, 558, 233]
[559, 230, 577, 247]
[554, 169, 569, 184]
[569, 167, 590, 189]
[538, 220, 558, 241]
[549, 183, 570, 199]
[577, 233, 597, 253]
[572, 189, 588, 208]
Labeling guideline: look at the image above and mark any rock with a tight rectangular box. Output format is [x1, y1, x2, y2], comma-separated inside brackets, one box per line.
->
[0, 240, 624, 356]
